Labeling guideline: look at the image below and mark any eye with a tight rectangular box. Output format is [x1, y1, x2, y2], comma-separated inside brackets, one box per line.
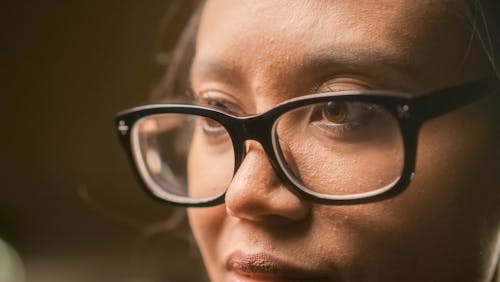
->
[200, 116, 226, 136]
[314, 101, 370, 128]
[321, 101, 349, 124]
[207, 99, 231, 111]
[193, 92, 239, 143]
[309, 100, 387, 139]
[195, 90, 243, 115]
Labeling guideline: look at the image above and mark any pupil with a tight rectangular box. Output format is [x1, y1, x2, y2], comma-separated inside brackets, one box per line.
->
[323, 101, 347, 123]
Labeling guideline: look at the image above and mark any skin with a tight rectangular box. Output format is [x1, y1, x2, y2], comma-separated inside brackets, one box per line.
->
[187, 1, 500, 281]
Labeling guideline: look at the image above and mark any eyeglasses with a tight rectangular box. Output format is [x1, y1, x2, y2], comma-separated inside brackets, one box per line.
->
[116, 77, 498, 207]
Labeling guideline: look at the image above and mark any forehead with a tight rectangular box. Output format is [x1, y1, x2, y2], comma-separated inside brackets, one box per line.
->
[194, 0, 481, 92]
[198, 1, 451, 43]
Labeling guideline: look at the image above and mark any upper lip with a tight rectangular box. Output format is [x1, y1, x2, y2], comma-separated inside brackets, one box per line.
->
[226, 251, 332, 281]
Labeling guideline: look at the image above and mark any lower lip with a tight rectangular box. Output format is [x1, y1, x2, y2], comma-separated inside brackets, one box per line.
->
[225, 252, 330, 282]
[228, 272, 299, 282]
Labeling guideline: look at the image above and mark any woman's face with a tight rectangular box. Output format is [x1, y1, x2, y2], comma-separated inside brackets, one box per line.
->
[187, 1, 500, 281]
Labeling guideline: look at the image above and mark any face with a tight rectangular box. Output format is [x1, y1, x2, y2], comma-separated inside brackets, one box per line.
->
[187, 1, 500, 281]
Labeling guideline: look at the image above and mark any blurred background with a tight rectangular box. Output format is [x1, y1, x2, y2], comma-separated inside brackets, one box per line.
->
[1, 1, 205, 281]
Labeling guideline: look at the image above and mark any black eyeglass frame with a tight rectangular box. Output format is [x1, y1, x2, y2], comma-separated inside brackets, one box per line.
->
[116, 77, 499, 207]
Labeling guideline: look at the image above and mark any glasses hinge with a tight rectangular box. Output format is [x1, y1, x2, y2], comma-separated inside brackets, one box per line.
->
[397, 104, 410, 119]
[118, 120, 129, 135]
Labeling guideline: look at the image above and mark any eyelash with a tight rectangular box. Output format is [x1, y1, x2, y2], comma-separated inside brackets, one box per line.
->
[193, 89, 242, 113]
[309, 102, 387, 140]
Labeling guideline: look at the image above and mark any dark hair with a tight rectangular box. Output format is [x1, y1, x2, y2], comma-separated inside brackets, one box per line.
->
[150, 0, 200, 102]
[468, 0, 500, 77]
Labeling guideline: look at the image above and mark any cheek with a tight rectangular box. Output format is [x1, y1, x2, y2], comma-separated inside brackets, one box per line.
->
[187, 131, 235, 198]
[415, 99, 500, 216]
[188, 206, 227, 280]
[310, 99, 500, 280]
[367, 98, 500, 278]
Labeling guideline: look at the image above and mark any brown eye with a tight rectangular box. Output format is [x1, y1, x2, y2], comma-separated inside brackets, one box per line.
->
[309, 100, 390, 140]
[322, 101, 348, 124]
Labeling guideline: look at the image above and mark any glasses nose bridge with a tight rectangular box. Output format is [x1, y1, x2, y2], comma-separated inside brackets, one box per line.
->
[235, 114, 285, 173]
[236, 113, 305, 200]
[240, 114, 276, 151]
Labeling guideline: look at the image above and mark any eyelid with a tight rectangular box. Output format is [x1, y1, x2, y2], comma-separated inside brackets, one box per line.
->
[196, 90, 245, 114]
[312, 76, 375, 93]
[196, 89, 234, 104]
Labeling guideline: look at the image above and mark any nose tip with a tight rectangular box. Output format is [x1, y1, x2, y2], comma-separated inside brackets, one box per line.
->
[224, 141, 311, 222]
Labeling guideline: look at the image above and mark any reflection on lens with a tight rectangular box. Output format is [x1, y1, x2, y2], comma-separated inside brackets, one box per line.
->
[145, 149, 162, 175]
[131, 113, 235, 202]
[275, 100, 404, 197]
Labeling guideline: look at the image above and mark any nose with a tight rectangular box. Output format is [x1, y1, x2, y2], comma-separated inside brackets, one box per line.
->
[224, 141, 311, 222]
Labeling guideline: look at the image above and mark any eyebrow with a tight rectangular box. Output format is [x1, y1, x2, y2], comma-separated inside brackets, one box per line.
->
[190, 58, 244, 85]
[190, 47, 421, 91]
[302, 47, 422, 85]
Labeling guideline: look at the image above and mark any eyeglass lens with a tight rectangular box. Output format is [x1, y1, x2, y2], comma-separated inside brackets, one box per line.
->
[132, 113, 235, 200]
[274, 100, 404, 196]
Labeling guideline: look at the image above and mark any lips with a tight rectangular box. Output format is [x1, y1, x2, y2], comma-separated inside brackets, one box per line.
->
[226, 251, 332, 282]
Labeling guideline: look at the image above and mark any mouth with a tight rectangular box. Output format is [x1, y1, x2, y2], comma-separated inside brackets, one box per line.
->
[226, 251, 332, 282]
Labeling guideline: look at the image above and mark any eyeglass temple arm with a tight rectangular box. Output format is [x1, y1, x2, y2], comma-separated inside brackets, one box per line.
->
[413, 76, 499, 121]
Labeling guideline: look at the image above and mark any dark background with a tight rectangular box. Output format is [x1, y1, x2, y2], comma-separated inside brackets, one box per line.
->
[1, 1, 203, 281]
